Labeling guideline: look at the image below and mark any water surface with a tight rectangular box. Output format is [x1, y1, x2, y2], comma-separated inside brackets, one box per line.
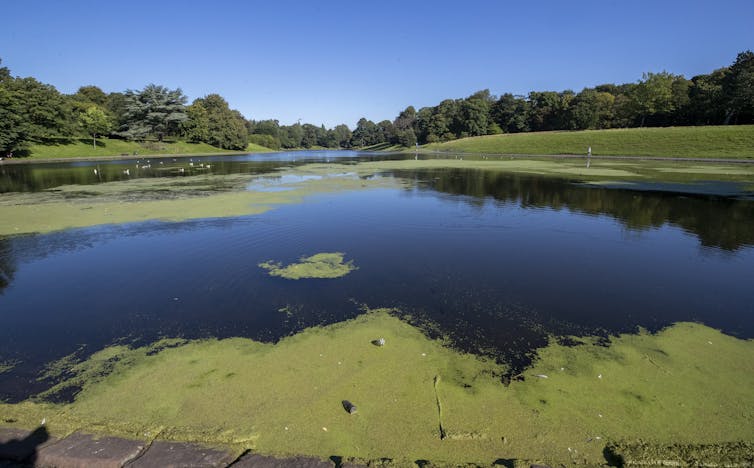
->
[1, 154, 753, 402]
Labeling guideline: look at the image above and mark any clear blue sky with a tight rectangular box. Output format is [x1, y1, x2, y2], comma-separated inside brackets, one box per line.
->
[2, 0, 752, 128]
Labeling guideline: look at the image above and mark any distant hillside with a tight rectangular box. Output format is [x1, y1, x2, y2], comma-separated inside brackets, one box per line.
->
[422, 126, 754, 159]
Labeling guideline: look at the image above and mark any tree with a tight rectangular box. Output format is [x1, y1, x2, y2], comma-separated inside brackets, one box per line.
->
[491, 93, 530, 133]
[182, 102, 210, 142]
[78, 105, 112, 149]
[73, 85, 108, 107]
[567, 89, 615, 130]
[351, 118, 379, 147]
[189, 94, 248, 150]
[631, 72, 678, 126]
[722, 50, 754, 124]
[0, 61, 73, 155]
[527, 91, 573, 131]
[458, 90, 494, 137]
[118, 84, 187, 141]
[687, 69, 727, 125]
[331, 124, 352, 148]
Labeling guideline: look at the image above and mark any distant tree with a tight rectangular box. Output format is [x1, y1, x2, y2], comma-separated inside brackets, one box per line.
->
[301, 123, 320, 148]
[567, 89, 615, 129]
[280, 123, 303, 148]
[490, 93, 530, 133]
[631, 72, 679, 126]
[189, 94, 248, 150]
[687, 69, 727, 125]
[249, 119, 281, 138]
[527, 91, 573, 131]
[376, 120, 395, 144]
[73, 85, 108, 107]
[182, 102, 210, 142]
[351, 118, 380, 147]
[331, 124, 352, 148]
[248, 134, 280, 150]
[78, 105, 113, 149]
[458, 90, 494, 137]
[722, 50, 754, 124]
[0, 63, 73, 155]
[118, 84, 187, 141]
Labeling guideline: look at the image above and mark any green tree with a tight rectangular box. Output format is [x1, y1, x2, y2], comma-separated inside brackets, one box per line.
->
[527, 91, 573, 131]
[722, 50, 754, 124]
[687, 69, 727, 125]
[458, 90, 493, 137]
[78, 105, 113, 149]
[567, 89, 615, 129]
[0, 62, 73, 155]
[182, 102, 210, 143]
[189, 94, 248, 150]
[631, 72, 679, 126]
[490, 93, 530, 133]
[118, 84, 187, 141]
[331, 124, 352, 148]
[351, 118, 380, 147]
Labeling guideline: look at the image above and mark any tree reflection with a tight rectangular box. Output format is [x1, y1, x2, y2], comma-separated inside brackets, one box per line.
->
[0, 239, 16, 294]
[394, 168, 754, 251]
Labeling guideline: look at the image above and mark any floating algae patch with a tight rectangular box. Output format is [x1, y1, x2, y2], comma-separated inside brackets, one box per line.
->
[259, 252, 357, 279]
[0, 360, 20, 374]
[1, 314, 752, 465]
[0, 170, 402, 236]
[605, 440, 754, 467]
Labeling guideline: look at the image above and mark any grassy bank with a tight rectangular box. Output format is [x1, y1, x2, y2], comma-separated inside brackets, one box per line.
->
[1, 310, 752, 465]
[421, 125, 754, 159]
[21, 138, 273, 160]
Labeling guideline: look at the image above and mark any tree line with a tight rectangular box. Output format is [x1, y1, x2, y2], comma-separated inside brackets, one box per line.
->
[354, 50, 754, 147]
[1, 50, 752, 157]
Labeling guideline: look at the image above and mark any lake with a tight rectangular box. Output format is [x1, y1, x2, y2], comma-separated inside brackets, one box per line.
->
[1, 152, 753, 403]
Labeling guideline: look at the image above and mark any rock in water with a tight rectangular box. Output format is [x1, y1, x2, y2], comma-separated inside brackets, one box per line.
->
[342, 400, 357, 414]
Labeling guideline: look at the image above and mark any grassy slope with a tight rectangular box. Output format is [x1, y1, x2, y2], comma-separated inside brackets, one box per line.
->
[24, 138, 274, 159]
[422, 125, 754, 159]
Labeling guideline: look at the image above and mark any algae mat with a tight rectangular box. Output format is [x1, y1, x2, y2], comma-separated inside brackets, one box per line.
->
[1, 311, 752, 465]
[259, 252, 357, 279]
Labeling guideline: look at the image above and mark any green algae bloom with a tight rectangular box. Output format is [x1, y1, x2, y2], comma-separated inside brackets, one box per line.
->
[259, 252, 357, 279]
[1, 311, 752, 466]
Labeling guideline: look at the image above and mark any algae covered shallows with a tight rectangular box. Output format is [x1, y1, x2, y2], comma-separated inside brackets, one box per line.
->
[258, 252, 357, 279]
[1, 312, 753, 465]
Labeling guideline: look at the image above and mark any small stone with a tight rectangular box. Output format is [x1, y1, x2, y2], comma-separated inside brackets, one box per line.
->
[372, 338, 386, 346]
[342, 400, 357, 414]
[322, 427, 328, 432]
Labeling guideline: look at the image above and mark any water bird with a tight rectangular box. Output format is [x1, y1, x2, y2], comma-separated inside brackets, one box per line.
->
[534, 374, 548, 379]
[189, 162, 194, 166]
[371, 338, 386, 346]
[93, 169, 98, 175]
[123, 169, 130, 175]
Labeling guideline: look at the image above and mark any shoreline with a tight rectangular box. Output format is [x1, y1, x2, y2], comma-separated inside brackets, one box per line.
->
[3, 149, 754, 166]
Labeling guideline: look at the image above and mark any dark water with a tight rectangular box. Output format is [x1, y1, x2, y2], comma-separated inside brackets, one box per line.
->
[1, 154, 753, 402]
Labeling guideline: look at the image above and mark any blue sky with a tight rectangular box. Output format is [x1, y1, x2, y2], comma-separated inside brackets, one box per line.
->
[2, 0, 752, 128]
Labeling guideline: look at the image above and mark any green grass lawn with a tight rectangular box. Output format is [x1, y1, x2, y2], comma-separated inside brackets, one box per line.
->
[23, 138, 274, 159]
[422, 125, 754, 159]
